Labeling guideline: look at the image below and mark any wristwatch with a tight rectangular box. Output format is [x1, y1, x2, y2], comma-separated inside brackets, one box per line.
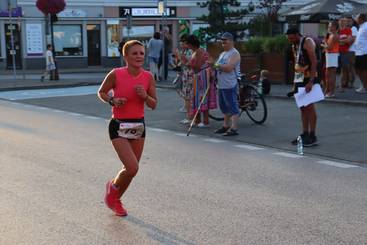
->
[108, 97, 114, 106]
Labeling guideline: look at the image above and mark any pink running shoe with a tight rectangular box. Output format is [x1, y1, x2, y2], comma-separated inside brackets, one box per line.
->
[104, 180, 128, 216]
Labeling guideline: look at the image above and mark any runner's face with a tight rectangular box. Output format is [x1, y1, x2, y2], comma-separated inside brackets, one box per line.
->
[125, 45, 145, 68]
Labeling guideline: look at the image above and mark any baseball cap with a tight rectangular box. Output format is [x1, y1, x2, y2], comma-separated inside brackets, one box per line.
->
[221, 32, 233, 40]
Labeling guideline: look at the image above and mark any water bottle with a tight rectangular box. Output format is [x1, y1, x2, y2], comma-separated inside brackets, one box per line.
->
[297, 136, 304, 155]
[257, 80, 263, 95]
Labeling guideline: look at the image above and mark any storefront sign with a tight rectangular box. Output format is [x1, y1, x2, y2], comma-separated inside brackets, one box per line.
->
[0, 7, 22, 17]
[26, 24, 43, 56]
[58, 9, 87, 18]
[120, 7, 176, 18]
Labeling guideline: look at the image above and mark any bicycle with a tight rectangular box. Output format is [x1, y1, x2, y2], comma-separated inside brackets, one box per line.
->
[209, 72, 268, 124]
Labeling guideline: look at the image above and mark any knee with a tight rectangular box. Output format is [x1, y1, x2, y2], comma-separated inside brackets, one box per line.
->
[125, 165, 139, 178]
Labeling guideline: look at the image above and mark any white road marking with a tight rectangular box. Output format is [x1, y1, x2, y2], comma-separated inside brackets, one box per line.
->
[174, 133, 188, 137]
[148, 128, 169, 133]
[84, 116, 99, 120]
[68, 112, 83, 117]
[203, 138, 228, 143]
[234, 144, 264, 150]
[317, 160, 359, 169]
[273, 152, 303, 159]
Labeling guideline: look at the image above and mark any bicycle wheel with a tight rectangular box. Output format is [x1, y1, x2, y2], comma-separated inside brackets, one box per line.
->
[209, 107, 224, 121]
[243, 85, 267, 124]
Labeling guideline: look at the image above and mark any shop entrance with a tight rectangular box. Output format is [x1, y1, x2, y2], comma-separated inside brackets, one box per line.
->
[87, 24, 101, 66]
[5, 24, 22, 69]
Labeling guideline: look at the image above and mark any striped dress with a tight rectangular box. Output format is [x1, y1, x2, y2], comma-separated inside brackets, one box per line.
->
[190, 49, 217, 116]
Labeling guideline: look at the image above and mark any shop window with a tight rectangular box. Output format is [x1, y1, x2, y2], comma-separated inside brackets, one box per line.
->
[107, 20, 121, 57]
[53, 25, 83, 56]
[122, 26, 154, 46]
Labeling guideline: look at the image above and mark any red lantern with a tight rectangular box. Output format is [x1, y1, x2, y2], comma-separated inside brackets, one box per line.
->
[36, 0, 66, 15]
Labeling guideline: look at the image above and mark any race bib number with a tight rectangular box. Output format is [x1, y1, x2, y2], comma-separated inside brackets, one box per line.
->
[118, 122, 144, 139]
[294, 72, 304, 84]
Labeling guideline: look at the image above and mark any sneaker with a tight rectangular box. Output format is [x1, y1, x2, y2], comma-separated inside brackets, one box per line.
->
[223, 128, 238, 136]
[303, 135, 318, 147]
[104, 180, 127, 216]
[291, 133, 308, 145]
[179, 119, 190, 125]
[214, 126, 230, 134]
[197, 122, 210, 128]
[355, 87, 367, 93]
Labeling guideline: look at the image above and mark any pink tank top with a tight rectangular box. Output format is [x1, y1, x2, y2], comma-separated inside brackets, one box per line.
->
[112, 67, 152, 119]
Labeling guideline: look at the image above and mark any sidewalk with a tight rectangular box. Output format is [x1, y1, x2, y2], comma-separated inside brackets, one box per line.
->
[1, 68, 366, 105]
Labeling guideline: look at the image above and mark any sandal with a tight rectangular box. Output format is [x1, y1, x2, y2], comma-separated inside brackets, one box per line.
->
[222, 129, 239, 136]
[214, 126, 229, 134]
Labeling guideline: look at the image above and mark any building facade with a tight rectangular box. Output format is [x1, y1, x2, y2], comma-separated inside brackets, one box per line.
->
[1, 0, 357, 70]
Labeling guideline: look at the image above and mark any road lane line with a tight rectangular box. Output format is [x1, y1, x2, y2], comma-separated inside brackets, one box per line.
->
[68, 112, 83, 117]
[203, 138, 228, 143]
[273, 152, 303, 159]
[234, 144, 264, 150]
[84, 116, 99, 120]
[317, 160, 359, 169]
[148, 127, 169, 133]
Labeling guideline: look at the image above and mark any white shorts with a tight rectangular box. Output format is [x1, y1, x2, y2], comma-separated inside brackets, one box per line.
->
[325, 53, 339, 68]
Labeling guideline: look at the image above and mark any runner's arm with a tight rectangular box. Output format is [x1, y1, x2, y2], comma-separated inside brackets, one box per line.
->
[145, 76, 157, 110]
[98, 70, 116, 104]
[304, 38, 318, 81]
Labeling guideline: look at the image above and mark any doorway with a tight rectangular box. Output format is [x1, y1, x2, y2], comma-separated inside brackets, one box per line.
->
[87, 24, 101, 66]
[5, 24, 22, 69]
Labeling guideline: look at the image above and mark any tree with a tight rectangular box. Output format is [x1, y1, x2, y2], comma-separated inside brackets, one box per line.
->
[251, 0, 288, 36]
[196, 0, 254, 41]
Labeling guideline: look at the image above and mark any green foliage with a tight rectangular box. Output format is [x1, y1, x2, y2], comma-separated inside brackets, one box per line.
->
[197, 0, 253, 41]
[237, 35, 289, 54]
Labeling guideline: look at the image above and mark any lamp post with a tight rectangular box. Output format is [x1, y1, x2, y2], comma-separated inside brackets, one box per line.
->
[8, 0, 16, 79]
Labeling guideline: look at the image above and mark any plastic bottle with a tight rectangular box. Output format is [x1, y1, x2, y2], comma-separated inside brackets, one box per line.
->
[257, 79, 263, 95]
[297, 136, 304, 155]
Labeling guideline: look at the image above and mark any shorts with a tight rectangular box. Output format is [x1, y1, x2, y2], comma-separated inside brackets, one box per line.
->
[355, 54, 367, 70]
[109, 118, 145, 140]
[325, 53, 339, 68]
[218, 87, 240, 116]
[339, 52, 350, 67]
[46, 63, 56, 71]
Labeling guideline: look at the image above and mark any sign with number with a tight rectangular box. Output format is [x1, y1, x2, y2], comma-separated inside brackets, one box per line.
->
[119, 7, 176, 18]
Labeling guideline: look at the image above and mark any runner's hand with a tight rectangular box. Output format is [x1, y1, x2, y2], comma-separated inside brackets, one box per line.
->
[305, 81, 313, 93]
[113, 97, 127, 107]
[135, 84, 147, 99]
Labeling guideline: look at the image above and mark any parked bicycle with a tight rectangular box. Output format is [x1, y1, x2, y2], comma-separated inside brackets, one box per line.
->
[209, 72, 268, 124]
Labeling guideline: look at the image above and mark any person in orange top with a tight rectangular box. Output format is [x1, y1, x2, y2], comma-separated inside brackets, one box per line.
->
[321, 21, 339, 97]
[98, 40, 157, 216]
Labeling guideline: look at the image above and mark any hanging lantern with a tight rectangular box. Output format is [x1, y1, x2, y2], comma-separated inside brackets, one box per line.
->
[36, 0, 66, 15]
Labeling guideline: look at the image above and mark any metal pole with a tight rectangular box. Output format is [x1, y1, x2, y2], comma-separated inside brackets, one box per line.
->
[8, 0, 16, 79]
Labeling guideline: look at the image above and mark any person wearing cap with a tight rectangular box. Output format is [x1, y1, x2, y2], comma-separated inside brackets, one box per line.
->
[286, 27, 319, 147]
[209, 32, 241, 136]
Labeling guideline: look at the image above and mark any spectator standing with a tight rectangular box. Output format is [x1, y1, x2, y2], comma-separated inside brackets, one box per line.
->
[147, 32, 163, 82]
[159, 28, 172, 81]
[354, 14, 367, 93]
[321, 21, 339, 97]
[176, 34, 193, 125]
[186, 34, 217, 128]
[338, 17, 353, 90]
[209, 32, 241, 136]
[348, 16, 359, 88]
[40, 44, 56, 82]
[286, 28, 319, 147]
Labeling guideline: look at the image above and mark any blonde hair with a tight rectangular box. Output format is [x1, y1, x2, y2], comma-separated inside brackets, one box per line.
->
[122, 40, 144, 56]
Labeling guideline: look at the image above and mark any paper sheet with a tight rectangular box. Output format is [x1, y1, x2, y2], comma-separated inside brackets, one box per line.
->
[294, 84, 324, 108]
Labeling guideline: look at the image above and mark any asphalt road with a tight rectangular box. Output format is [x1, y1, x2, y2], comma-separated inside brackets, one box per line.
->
[1, 89, 367, 244]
